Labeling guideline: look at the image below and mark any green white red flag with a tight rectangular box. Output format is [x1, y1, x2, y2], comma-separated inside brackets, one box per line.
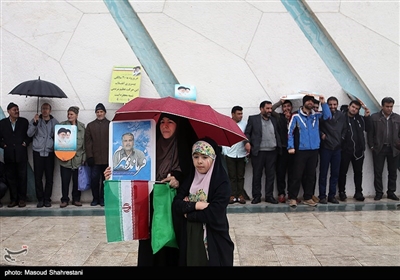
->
[104, 180, 151, 242]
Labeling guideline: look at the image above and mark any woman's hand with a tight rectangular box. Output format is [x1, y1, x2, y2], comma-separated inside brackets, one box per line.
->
[161, 173, 179, 188]
[104, 166, 112, 180]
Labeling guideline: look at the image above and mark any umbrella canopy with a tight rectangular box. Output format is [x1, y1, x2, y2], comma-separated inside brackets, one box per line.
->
[113, 96, 248, 147]
[8, 76, 68, 112]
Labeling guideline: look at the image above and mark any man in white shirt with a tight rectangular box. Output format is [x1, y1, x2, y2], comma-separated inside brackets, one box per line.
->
[222, 106, 249, 204]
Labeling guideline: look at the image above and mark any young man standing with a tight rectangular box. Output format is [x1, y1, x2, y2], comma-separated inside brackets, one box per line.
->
[338, 100, 370, 201]
[222, 106, 248, 204]
[367, 97, 400, 201]
[318, 97, 346, 204]
[287, 95, 331, 207]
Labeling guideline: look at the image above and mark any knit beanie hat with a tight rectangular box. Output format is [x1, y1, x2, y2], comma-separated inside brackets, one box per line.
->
[95, 103, 106, 113]
[68, 106, 79, 114]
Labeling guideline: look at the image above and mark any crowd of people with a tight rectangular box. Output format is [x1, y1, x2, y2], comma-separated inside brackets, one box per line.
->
[223, 95, 400, 209]
[0, 95, 399, 267]
[0, 102, 110, 209]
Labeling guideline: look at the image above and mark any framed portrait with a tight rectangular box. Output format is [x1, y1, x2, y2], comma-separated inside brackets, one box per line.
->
[109, 119, 156, 181]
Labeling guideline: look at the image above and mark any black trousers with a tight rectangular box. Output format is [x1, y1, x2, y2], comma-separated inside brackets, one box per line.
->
[288, 150, 318, 200]
[338, 151, 365, 194]
[33, 151, 55, 203]
[225, 156, 246, 197]
[372, 146, 399, 195]
[60, 165, 81, 203]
[5, 161, 27, 203]
[251, 150, 277, 199]
[90, 164, 108, 203]
[276, 148, 294, 196]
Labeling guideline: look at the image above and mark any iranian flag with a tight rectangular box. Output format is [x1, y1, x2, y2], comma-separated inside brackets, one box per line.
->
[104, 180, 151, 242]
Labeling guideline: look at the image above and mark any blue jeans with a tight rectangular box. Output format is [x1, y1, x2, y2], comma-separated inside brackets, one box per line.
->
[318, 147, 341, 199]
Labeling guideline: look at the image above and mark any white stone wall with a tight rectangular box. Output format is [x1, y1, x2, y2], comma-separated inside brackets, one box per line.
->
[1, 0, 399, 203]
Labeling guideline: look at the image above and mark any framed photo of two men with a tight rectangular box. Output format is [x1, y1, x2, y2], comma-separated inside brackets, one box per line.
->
[109, 120, 156, 181]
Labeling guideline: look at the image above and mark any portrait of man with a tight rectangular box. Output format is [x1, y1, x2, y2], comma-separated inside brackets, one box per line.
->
[109, 120, 155, 181]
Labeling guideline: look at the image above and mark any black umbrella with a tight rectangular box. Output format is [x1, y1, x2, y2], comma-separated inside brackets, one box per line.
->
[8, 76, 68, 112]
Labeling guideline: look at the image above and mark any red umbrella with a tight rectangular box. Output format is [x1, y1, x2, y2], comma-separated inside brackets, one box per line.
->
[112, 96, 247, 147]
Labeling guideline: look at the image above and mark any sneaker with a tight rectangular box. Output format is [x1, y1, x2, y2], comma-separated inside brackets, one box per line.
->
[339, 192, 347, 201]
[312, 195, 319, 203]
[354, 192, 365, 201]
[289, 199, 297, 207]
[319, 198, 327, 204]
[237, 195, 246, 204]
[303, 199, 317, 207]
[278, 194, 286, 203]
[229, 196, 236, 204]
[387, 193, 400, 201]
[328, 197, 339, 204]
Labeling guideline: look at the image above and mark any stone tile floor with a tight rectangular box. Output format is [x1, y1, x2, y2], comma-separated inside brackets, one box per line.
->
[0, 197, 399, 269]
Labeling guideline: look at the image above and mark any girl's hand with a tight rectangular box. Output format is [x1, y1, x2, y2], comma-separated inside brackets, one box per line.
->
[195, 201, 209, 210]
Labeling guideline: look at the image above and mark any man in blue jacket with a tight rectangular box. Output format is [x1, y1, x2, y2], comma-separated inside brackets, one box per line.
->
[287, 95, 331, 207]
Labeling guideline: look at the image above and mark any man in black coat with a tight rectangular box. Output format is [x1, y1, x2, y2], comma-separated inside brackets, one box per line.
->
[0, 102, 31, 207]
[244, 100, 282, 204]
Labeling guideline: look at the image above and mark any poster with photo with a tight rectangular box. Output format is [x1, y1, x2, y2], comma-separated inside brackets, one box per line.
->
[54, 124, 77, 151]
[109, 120, 156, 181]
[174, 84, 196, 102]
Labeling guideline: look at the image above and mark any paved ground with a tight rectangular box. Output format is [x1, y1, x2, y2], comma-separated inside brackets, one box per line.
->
[0, 197, 399, 274]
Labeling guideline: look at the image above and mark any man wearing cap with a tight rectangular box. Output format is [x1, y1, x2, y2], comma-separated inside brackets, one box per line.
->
[85, 103, 110, 206]
[287, 95, 331, 207]
[27, 102, 59, 208]
[58, 106, 86, 208]
[0, 102, 31, 207]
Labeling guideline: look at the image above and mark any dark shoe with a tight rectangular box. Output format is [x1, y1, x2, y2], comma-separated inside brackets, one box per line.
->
[44, 201, 51, 207]
[99, 200, 105, 207]
[60, 202, 68, 208]
[387, 193, 400, 201]
[18, 200, 26, 208]
[328, 197, 339, 204]
[354, 192, 365, 201]
[90, 200, 99, 206]
[72, 201, 82, 206]
[237, 195, 246, 204]
[278, 194, 286, 203]
[0, 202, 2, 208]
[265, 196, 278, 204]
[339, 192, 347, 201]
[251, 197, 261, 204]
[374, 194, 383, 201]
[8, 201, 18, 208]
[37, 201, 44, 208]
[319, 198, 327, 204]
[229, 196, 236, 204]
